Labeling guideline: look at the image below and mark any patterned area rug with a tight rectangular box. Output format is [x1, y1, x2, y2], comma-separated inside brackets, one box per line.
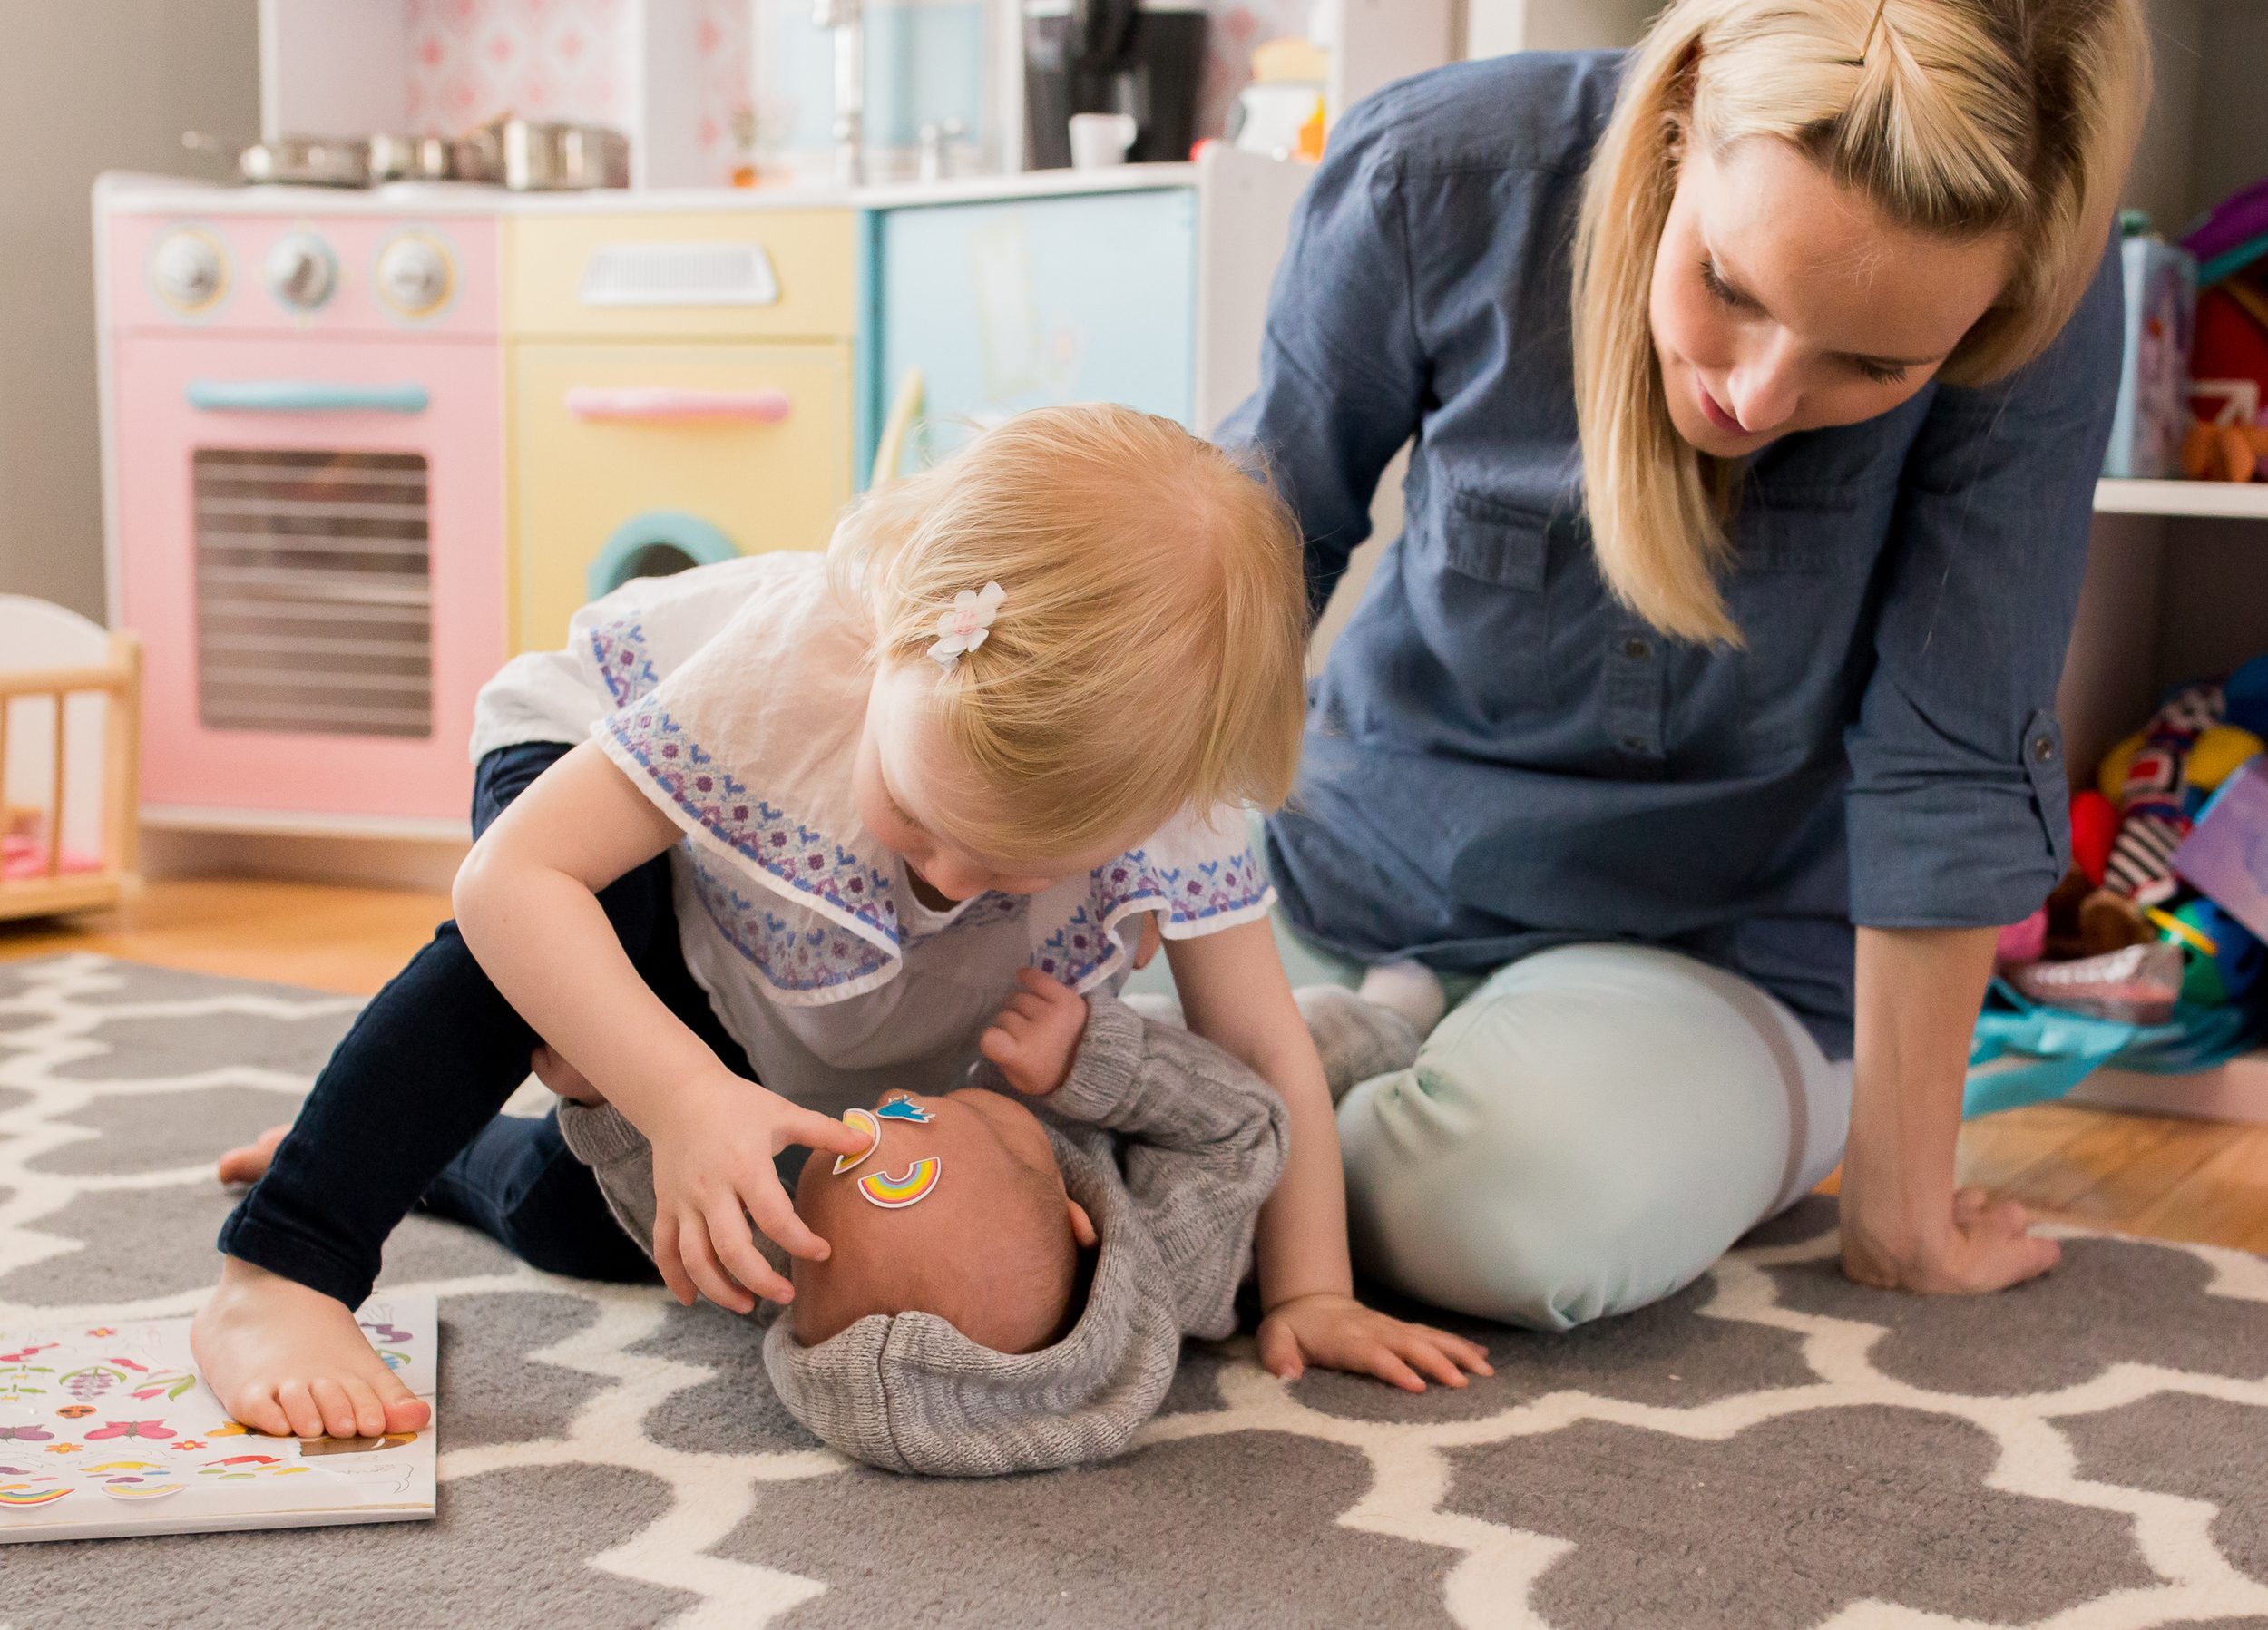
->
[2, 952, 2265, 1630]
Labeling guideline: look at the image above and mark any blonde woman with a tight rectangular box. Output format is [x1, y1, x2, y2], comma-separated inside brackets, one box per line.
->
[1217, 0, 2148, 1327]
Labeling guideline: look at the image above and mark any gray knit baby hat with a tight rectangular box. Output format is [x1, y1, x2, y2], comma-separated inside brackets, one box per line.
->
[758, 1121, 1182, 1477]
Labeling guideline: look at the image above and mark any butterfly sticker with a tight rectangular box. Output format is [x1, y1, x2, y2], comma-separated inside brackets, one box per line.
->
[0, 1425, 54, 1442]
[84, 1420, 175, 1440]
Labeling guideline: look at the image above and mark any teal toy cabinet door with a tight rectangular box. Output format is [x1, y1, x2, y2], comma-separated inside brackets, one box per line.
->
[869, 187, 1197, 480]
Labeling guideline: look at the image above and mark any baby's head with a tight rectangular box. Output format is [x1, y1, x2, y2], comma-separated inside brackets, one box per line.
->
[789, 1088, 1097, 1354]
[831, 404, 1308, 898]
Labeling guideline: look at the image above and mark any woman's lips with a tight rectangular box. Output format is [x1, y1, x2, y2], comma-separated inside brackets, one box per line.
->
[1697, 379, 1745, 434]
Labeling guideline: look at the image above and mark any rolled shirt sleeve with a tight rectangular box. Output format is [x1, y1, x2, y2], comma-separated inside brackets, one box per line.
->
[1843, 240, 2125, 928]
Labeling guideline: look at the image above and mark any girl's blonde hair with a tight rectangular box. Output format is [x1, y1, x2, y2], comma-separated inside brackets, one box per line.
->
[1572, 0, 2149, 644]
[827, 404, 1307, 859]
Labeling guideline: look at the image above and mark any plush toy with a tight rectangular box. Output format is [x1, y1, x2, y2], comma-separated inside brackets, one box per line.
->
[2101, 681, 2223, 906]
[2069, 788, 2119, 886]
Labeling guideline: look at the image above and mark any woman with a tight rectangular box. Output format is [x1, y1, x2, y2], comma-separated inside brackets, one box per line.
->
[1217, 0, 2149, 1329]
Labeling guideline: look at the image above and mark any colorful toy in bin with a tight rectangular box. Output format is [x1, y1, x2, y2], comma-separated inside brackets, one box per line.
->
[2172, 753, 2268, 944]
[2149, 898, 2263, 1007]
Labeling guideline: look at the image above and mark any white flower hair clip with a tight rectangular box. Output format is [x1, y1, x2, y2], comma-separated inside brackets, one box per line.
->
[928, 581, 1006, 669]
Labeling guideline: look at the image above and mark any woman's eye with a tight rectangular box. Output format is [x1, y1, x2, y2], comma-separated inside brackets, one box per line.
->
[1698, 259, 1743, 307]
[1853, 358, 1909, 386]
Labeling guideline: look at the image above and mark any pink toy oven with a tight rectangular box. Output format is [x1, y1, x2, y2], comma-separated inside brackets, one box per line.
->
[101, 190, 503, 830]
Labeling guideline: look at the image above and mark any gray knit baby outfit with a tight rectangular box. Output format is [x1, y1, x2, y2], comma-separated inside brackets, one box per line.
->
[556, 991, 1288, 1476]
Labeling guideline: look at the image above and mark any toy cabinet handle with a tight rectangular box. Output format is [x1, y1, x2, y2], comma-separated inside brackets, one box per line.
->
[187, 380, 430, 414]
[564, 387, 793, 424]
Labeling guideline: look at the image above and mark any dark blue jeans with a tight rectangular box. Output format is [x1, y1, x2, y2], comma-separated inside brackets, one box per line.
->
[217, 741, 755, 1307]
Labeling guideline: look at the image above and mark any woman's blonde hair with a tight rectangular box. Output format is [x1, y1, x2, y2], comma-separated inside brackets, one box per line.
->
[827, 404, 1307, 859]
[1572, 0, 2149, 643]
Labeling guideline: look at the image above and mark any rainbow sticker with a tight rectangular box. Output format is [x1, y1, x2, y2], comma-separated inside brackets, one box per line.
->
[102, 1481, 185, 1502]
[834, 1107, 883, 1176]
[858, 1157, 942, 1209]
[0, 1485, 69, 1506]
[875, 1096, 933, 1124]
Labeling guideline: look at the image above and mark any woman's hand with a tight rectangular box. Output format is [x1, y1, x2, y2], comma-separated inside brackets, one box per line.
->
[1257, 1292, 1494, 1391]
[1842, 1185, 2061, 1293]
[643, 1066, 871, 1314]
[1841, 924, 2060, 1295]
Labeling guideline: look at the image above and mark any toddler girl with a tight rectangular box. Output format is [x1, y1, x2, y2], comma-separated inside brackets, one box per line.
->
[192, 405, 1487, 1440]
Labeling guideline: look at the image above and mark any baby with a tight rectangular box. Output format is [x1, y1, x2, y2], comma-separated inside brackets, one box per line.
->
[557, 973, 1288, 1475]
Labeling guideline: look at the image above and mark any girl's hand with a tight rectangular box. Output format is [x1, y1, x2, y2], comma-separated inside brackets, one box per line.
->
[979, 967, 1089, 1096]
[1256, 1292, 1494, 1392]
[644, 1068, 871, 1314]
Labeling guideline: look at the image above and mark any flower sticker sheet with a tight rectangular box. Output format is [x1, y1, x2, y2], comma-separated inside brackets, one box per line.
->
[0, 1295, 435, 1543]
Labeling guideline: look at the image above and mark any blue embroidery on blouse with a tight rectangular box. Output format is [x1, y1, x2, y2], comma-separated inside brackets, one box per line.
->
[608, 704, 898, 950]
[687, 854, 893, 994]
[589, 617, 660, 706]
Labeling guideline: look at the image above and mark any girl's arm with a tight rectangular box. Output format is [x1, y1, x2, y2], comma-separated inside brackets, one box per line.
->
[452, 741, 865, 1312]
[1838, 924, 2061, 1293]
[1165, 920, 1491, 1391]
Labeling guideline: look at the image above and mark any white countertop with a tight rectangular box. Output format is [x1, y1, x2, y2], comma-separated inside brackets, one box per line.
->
[94, 162, 1207, 218]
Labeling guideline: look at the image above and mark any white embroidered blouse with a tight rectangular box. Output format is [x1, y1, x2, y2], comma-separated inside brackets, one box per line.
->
[469, 554, 1274, 1115]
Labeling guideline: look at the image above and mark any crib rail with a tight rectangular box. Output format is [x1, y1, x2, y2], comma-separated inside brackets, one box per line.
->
[0, 633, 142, 922]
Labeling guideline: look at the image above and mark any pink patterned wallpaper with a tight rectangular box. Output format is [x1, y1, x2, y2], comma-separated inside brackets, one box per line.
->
[404, 0, 751, 185]
[398, 0, 1303, 184]
[1198, 0, 1316, 143]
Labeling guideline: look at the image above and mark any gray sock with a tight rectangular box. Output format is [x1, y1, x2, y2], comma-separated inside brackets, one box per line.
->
[1294, 985, 1422, 1105]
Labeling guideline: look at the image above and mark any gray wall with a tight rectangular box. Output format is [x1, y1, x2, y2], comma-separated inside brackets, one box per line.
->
[0, 1, 257, 623]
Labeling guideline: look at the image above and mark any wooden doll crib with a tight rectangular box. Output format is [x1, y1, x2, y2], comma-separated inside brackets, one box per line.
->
[0, 596, 142, 922]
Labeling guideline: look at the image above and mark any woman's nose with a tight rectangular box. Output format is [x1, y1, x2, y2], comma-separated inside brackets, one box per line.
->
[1727, 344, 1800, 435]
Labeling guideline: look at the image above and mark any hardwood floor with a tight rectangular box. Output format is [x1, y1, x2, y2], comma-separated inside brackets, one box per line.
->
[3, 879, 2263, 1255]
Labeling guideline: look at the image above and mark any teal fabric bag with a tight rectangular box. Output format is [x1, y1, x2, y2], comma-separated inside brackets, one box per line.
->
[1964, 978, 2263, 1118]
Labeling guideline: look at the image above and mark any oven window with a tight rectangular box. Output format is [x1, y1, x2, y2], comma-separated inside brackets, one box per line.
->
[192, 449, 433, 738]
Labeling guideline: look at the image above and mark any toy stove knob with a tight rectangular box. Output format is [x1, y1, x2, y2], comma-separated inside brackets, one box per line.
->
[151, 228, 226, 313]
[264, 231, 337, 312]
[376, 235, 452, 317]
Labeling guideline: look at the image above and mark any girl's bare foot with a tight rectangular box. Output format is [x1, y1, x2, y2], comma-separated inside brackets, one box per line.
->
[190, 1256, 430, 1439]
[216, 1124, 289, 1186]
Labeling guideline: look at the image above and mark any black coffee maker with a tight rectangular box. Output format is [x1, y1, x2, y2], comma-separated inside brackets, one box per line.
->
[1024, 0, 1209, 169]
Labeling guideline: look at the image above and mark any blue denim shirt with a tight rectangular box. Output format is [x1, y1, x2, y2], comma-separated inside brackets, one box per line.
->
[1217, 52, 2122, 1055]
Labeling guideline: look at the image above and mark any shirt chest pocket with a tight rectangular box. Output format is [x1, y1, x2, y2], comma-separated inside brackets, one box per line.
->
[1416, 487, 1556, 708]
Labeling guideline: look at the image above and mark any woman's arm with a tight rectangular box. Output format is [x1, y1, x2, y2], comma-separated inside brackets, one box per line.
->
[453, 741, 864, 1311]
[1166, 920, 1491, 1390]
[1838, 925, 2061, 1292]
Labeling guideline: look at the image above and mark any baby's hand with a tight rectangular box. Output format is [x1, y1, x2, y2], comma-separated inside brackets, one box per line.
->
[643, 1065, 871, 1314]
[1257, 1293, 1494, 1392]
[979, 968, 1088, 1095]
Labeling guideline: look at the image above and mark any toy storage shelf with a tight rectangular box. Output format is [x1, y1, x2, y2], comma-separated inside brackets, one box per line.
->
[2095, 480, 2268, 520]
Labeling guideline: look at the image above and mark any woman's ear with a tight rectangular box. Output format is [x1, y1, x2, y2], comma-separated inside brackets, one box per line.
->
[1067, 1196, 1099, 1248]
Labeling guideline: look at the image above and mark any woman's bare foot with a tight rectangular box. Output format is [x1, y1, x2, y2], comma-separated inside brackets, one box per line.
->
[216, 1124, 289, 1186]
[190, 1256, 431, 1439]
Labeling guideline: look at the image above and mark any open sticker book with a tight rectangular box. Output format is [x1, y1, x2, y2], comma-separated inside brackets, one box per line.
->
[0, 1294, 436, 1544]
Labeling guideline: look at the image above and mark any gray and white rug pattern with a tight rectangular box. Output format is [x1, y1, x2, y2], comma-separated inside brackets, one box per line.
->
[2, 952, 2266, 1629]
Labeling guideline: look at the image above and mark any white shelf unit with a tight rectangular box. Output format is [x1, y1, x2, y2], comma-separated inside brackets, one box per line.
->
[2060, 0, 2268, 1123]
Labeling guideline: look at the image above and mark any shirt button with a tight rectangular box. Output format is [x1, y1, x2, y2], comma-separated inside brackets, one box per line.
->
[2031, 736, 2057, 763]
[1622, 637, 1651, 661]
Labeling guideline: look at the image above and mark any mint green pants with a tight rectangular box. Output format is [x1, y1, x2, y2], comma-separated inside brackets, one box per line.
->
[1335, 942, 1849, 1332]
[1126, 835, 1852, 1332]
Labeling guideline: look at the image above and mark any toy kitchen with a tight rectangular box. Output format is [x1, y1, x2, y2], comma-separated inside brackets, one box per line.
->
[96, 0, 1432, 852]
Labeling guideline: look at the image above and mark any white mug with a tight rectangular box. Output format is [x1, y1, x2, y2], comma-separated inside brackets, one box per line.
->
[1067, 112, 1139, 170]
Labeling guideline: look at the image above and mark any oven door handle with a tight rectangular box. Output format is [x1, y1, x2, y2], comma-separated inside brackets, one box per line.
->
[187, 379, 431, 415]
[564, 386, 792, 424]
